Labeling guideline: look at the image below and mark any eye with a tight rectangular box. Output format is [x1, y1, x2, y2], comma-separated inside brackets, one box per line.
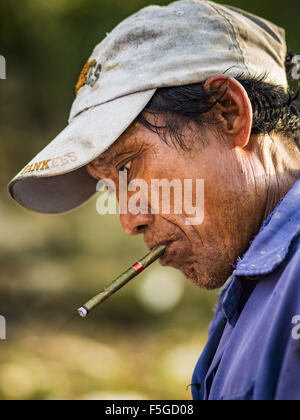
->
[119, 161, 132, 174]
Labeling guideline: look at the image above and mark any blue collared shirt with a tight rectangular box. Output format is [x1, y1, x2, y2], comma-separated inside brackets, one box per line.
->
[191, 178, 300, 400]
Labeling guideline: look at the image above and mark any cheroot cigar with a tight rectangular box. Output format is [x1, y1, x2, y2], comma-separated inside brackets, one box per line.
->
[77, 244, 167, 317]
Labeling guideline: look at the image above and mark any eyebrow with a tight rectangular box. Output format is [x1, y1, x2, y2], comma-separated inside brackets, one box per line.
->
[96, 136, 144, 167]
[115, 150, 136, 160]
[114, 142, 145, 163]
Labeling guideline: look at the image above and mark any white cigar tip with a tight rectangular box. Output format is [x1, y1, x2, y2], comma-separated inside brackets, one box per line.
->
[77, 307, 88, 318]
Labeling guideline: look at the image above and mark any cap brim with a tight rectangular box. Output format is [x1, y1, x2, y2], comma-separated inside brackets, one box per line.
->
[8, 89, 156, 214]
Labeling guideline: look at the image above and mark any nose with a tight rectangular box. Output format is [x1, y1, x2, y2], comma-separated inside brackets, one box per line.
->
[120, 212, 154, 235]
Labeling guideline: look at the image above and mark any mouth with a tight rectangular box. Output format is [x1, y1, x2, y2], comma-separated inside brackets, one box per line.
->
[149, 241, 174, 264]
[149, 241, 172, 251]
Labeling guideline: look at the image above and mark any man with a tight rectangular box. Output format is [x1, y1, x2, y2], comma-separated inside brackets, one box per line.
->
[8, 0, 300, 400]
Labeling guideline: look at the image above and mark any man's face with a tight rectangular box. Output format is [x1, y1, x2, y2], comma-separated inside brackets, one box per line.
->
[87, 115, 264, 289]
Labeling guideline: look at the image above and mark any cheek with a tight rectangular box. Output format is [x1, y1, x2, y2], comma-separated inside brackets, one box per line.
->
[134, 157, 201, 219]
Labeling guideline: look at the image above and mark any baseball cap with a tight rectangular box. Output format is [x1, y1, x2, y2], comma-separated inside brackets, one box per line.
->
[8, 0, 288, 213]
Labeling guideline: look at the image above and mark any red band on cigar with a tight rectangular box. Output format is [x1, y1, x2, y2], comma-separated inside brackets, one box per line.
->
[132, 262, 144, 274]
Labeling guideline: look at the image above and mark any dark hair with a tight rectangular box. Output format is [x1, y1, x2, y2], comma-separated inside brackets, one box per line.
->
[136, 52, 300, 151]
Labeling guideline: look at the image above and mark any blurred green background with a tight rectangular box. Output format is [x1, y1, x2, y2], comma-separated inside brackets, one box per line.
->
[0, 0, 299, 400]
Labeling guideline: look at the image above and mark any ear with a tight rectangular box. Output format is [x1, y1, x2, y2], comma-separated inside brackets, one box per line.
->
[204, 75, 253, 148]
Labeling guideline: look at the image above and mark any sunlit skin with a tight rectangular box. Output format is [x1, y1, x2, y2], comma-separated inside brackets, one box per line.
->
[87, 75, 300, 289]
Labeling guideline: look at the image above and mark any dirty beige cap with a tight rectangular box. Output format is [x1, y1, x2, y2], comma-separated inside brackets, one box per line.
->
[8, 0, 288, 213]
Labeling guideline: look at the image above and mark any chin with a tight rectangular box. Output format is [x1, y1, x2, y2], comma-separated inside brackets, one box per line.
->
[180, 262, 232, 290]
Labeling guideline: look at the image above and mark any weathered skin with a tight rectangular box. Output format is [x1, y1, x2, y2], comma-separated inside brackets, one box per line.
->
[87, 75, 300, 290]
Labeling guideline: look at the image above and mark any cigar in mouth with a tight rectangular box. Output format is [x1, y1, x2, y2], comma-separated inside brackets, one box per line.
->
[77, 244, 167, 318]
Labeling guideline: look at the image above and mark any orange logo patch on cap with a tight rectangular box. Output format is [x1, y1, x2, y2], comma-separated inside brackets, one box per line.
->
[75, 59, 102, 95]
[75, 59, 96, 94]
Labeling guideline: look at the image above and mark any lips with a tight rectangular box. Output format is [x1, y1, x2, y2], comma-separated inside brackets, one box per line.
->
[149, 241, 172, 252]
[147, 241, 175, 266]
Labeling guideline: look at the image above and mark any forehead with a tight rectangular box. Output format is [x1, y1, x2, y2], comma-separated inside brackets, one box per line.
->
[95, 120, 147, 163]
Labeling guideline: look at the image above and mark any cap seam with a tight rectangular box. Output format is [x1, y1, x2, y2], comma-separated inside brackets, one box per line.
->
[208, 3, 250, 77]
[69, 87, 157, 123]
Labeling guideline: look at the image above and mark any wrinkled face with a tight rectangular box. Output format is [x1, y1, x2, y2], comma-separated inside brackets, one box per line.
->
[87, 116, 264, 289]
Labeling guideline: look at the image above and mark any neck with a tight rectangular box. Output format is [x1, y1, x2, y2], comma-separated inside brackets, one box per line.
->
[260, 134, 300, 221]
